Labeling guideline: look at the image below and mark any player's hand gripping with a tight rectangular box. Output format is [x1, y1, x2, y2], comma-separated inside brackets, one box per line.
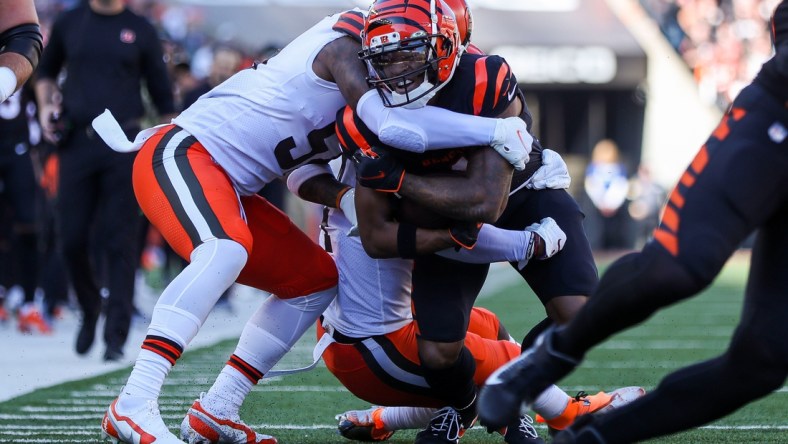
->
[450, 221, 483, 250]
[492, 117, 533, 171]
[518, 217, 566, 269]
[352, 145, 406, 193]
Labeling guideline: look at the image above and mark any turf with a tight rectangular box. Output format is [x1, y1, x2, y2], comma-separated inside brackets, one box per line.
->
[1, 255, 785, 443]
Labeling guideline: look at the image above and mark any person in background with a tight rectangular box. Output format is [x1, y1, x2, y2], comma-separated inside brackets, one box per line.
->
[34, 0, 176, 361]
[582, 139, 633, 251]
[0, 84, 45, 334]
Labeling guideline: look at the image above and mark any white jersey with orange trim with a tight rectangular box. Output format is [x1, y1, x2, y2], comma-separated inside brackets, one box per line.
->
[172, 12, 355, 196]
[321, 164, 414, 338]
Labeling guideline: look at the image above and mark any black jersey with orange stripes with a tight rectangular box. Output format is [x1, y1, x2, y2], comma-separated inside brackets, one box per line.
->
[332, 9, 365, 42]
[335, 51, 544, 184]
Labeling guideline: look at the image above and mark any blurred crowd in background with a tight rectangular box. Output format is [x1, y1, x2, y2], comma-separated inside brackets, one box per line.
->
[0, 0, 777, 344]
[642, 0, 780, 109]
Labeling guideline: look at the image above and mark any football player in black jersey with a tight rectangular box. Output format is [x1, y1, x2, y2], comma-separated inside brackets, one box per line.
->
[478, 2, 788, 442]
[332, 0, 601, 442]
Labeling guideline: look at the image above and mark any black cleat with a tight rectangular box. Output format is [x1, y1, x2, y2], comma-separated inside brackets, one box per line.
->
[414, 407, 465, 444]
[503, 414, 545, 444]
[478, 327, 580, 431]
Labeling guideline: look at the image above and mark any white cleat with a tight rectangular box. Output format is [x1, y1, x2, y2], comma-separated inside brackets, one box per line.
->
[101, 397, 184, 443]
[180, 394, 277, 444]
[596, 386, 647, 414]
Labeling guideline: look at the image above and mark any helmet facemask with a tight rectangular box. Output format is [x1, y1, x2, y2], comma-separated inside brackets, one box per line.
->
[361, 0, 463, 109]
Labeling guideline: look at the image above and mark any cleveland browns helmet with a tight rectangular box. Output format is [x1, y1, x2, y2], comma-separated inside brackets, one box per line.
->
[360, 0, 463, 108]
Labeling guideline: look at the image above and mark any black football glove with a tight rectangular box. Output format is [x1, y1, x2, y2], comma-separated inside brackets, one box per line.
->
[449, 221, 483, 250]
[353, 144, 406, 193]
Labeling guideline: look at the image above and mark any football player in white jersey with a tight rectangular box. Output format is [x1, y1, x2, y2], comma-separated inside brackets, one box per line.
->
[93, 4, 533, 444]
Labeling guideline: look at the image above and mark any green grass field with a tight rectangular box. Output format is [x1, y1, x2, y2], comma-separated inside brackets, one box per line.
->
[1, 254, 785, 443]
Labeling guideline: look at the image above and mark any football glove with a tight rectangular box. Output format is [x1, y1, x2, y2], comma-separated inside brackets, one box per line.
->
[353, 145, 406, 193]
[525, 149, 571, 190]
[491, 117, 533, 171]
[450, 221, 483, 250]
[518, 217, 566, 269]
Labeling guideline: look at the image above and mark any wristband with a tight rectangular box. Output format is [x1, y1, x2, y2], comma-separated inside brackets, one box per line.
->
[397, 222, 418, 259]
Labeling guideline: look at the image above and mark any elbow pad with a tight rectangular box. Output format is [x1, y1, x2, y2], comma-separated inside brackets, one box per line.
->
[0, 23, 43, 70]
[286, 163, 334, 197]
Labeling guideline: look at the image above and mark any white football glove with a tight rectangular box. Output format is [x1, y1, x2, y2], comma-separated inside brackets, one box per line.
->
[492, 116, 532, 171]
[518, 217, 566, 269]
[339, 188, 359, 236]
[525, 149, 571, 190]
[0, 67, 16, 104]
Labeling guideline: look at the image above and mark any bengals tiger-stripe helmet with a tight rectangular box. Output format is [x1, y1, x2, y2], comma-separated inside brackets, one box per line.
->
[361, 0, 463, 108]
[443, 0, 473, 47]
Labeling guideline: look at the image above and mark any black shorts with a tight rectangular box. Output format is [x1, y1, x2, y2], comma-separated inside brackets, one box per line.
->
[411, 189, 599, 342]
[411, 254, 489, 343]
[496, 188, 598, 305]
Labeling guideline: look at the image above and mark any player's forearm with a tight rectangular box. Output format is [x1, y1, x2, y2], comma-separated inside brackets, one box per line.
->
[294, 173, 346, 208]
[359, 220, 456, 259]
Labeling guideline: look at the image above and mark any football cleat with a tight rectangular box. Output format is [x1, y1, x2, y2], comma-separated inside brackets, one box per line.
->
[101, 398, 183, 443]
[336, 406, 395, 441]
[502, 414, 545, 444]
[180, 394, 277, 444]
[414, 407, 466, 444]
[17, 305, 52, 334]
[479, 326, 579, 431]
[535, 387, 645, 431]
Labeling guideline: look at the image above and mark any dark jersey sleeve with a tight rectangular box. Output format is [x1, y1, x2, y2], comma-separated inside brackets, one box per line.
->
[436, 54, 519, 118]
[332, 9, 365, 42]
[335, 105, 382, 157]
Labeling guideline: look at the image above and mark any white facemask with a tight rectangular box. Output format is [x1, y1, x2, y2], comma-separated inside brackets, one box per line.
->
[389, 81, 438, 109]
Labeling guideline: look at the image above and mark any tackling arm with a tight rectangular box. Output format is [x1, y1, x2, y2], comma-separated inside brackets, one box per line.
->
[317, 36, 529, 166]
[355, 185, 461, 259]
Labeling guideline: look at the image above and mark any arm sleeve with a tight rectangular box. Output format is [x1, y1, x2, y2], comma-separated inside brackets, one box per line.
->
[436, 224, 530, 264]
[355, 90, 499, 153]
[286, 163, 334, 197]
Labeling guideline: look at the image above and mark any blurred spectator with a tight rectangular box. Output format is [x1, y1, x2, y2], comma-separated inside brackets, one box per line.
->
[34, 0, 175, 361]
[0, 85, 46, 333]
[641, 0, 778, 109]
[627, 165, 667, 249]
[182, 45, 243, 109]
[582, 139, 634, 250]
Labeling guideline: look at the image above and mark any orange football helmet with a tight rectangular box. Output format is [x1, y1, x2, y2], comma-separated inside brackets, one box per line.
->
[443, 0, 473, 47]
[361, 0, 463, 108]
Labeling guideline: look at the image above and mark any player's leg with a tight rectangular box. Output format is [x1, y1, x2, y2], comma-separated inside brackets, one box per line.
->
[558, 205, 788, 443]
[496, 188, 597, 346]
[103, 126, 251, 443]
[479, 82, 788, 430]
[412, 255, 487, 441]
[181, 194, 337, 444]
